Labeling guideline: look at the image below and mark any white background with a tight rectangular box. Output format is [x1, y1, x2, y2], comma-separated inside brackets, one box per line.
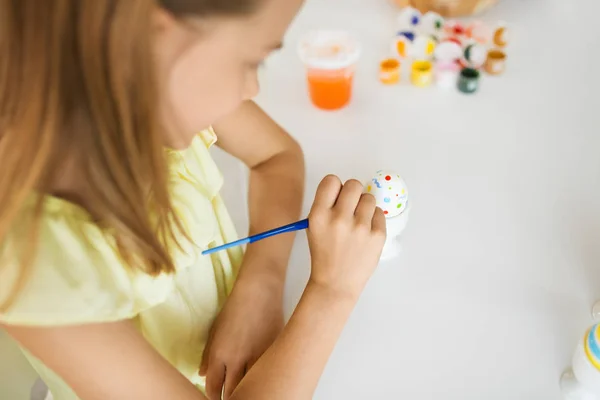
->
[2, 0, 600, 399]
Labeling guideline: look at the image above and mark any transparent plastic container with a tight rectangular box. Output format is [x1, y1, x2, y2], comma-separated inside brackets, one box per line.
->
[298, 30, 361, 110]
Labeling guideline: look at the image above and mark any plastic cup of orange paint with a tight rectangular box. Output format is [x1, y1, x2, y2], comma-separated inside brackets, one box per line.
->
[298, 30, 361, 111]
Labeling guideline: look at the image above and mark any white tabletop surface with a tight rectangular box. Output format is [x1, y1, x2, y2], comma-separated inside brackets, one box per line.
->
[218, 0, 600, 398]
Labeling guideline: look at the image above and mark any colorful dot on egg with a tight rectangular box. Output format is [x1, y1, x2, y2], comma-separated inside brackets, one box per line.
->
[397, 203, 402, 208]
[384, 210, 389, 215]
[402, 189, 405, 194]
[384, 197, 391, 203]
[388, 186, 392, 190]
[385, 175, 391, 181]
[367, 185, 371, 192]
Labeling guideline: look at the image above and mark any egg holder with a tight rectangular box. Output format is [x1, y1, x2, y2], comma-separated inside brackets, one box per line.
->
[380, 200, 411, 260]
[379, 7, 508, 94]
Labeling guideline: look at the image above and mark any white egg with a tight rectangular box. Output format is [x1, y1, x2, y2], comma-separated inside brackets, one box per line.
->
[365, 170, 408, 218]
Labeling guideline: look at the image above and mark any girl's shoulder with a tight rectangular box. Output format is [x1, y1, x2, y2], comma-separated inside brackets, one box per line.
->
[0, 191, 173, 327]
[0, 129, 222, 327]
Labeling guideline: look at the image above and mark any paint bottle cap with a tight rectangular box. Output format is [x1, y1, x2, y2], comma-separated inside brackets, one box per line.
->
[463, 42, 487, 68]
[445, 20, 466, 36]
[434, 40, 462, 62]
[298, 30, 361, 70]
[396, 31, 416, 42]
[391, 33, 414, 58]
[466, 21, 491, 44]
[493, 22, 508, 47]
[397, 7, 422, 31]
[419, 11, 445, 37]
[412, 34, 437, 59]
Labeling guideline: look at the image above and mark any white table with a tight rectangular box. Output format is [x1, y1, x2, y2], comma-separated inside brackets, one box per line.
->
[219, 0, 600, 398]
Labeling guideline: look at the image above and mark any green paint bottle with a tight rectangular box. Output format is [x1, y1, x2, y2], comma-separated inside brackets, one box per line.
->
[458, 67, 480, 94]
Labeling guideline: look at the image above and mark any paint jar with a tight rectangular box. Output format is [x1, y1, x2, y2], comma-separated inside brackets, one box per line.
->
[298, 30, 361, 111]
[462, 42, 487, 69]
[445, 20, 466, 36]
[484, 49, 506, 75]
[458, 67, 480, 94]
[379, 58, 401, 85]
[396, 7, 421, 31]
[434, 39, 462, 64]
[466, 21, 491, 44]
[392, 32, 415, 59]
[412, 35, 437, 59]
[493, 23, 508, 48]
[435, 61, 460, 89]
[411, 60, 433, 87]
[420, 11, 445, 38]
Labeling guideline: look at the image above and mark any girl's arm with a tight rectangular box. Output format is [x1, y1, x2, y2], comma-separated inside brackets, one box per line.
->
[214, 99, 305, 286]
[201, 101, 305, 399]
[3, 176, 386, 400]
[2, 282, 354, 400]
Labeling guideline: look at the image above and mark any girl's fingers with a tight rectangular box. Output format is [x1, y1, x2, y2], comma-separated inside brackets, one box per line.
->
[372, 207, 387, 235]
[354, 193, 377, 225]
[223, 365, 245, 400]
[199, 328, 215, 376]
[334, 179, 364, 214]
[311, 175, 343, 211]
[205, 362, 225, 400]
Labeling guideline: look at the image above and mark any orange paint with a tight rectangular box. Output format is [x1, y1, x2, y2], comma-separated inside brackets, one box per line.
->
[307, 68, 354, 110]
[379, 58, 400, 85]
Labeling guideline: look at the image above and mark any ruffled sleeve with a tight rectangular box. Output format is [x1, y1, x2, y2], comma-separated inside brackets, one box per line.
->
[165, 128, 223, 266]
[0, 199, 174, 326]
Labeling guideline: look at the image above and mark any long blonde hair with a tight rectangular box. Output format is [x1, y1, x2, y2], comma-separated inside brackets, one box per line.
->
[0, 0, 258, 310]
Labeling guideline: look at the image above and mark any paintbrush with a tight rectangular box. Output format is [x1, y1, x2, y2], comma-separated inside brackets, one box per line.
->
[202, 218, 309, 256]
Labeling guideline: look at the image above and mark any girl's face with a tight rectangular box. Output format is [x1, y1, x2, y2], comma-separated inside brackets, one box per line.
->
[154, 0, 303, 149]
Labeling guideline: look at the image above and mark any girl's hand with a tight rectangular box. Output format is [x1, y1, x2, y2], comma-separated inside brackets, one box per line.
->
[199, 276, 283, 400]
[307, 176, 387, 299]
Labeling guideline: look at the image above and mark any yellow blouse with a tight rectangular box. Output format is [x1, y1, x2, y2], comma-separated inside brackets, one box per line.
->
[0, 129, 243, 399]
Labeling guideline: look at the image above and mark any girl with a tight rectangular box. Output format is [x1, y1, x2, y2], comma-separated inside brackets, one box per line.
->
[0, 1, 386, 399]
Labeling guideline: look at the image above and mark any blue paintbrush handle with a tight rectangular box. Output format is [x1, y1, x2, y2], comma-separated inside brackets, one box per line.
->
[202, 218, 309, 256]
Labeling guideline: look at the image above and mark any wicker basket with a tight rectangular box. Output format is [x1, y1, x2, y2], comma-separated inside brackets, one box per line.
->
[392, 0, 498, 17]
